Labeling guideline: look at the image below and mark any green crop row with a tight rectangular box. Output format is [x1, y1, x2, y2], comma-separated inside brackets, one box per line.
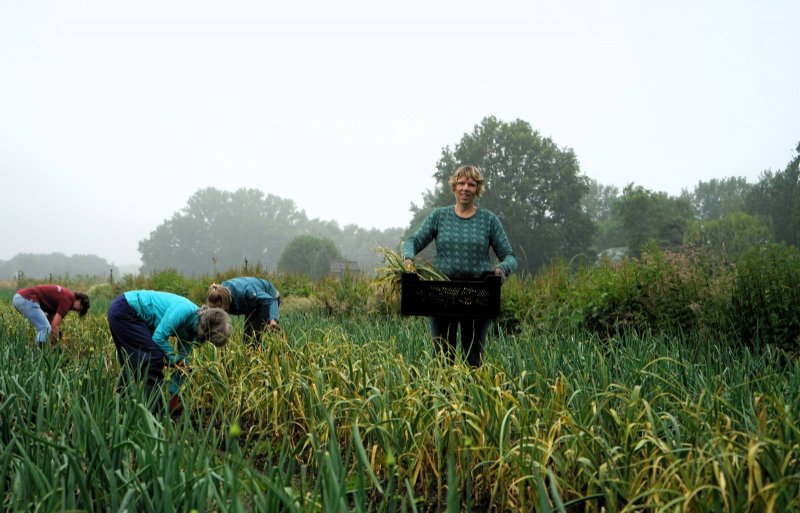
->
[3, 296, 800, 512]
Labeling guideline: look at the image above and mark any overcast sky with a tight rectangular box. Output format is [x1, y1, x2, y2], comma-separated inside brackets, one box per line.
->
[2, 1, 798, 266]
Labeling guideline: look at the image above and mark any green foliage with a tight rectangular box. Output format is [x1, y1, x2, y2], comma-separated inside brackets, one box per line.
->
[684, 211, 773, 263]
[313, 271, 371, 316]
[5, 296, 800, 511]
[512, 245, 734, 339]
[149, 268, 193, 298]
[277, 234, 343, 280]
[613, 184, 693, 257]
[139, 187, 304, 275]
[270, 272, 314, 298]
[582, 178, 619, 224]
[731, 243, 800, 353]
[690, 176, 752, 220]
[0, 252, 118, 280]
[745, 142, 800, 247]
[138, 187, 405, 276]
[412, 116, 596, 275]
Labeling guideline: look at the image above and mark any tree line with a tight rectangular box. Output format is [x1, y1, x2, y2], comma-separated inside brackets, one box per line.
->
[0, 253, 117, 281]
[137, 188, 405, 277]
[406, 116, 800, 274]
[8, 116, 799, 279]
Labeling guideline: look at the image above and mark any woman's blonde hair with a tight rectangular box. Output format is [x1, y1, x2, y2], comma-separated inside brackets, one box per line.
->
[448, 165, 485, 197]
[197, 307, 231, 347]
[206, 283, 232, 311]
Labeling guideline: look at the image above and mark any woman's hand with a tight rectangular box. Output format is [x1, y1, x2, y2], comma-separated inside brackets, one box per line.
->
[403, 259, 415, 272]
[494, 267, 506, 283]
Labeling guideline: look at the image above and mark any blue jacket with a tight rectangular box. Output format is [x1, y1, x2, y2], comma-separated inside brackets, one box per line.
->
[123, 290, 199, 365]
[222, 277, 280, 321]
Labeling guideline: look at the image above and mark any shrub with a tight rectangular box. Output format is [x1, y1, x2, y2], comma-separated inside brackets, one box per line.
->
[314, 272, 371, 316]
[731, 243, 800, 353]
[521, 245, 735, 339]
[149, 268, 192, 297]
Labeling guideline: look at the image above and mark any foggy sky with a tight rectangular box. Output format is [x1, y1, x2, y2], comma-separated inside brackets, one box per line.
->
[1, 0, 798, 266]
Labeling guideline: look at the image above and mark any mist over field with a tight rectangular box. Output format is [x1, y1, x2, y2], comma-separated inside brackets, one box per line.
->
[1, 1, 797, 271]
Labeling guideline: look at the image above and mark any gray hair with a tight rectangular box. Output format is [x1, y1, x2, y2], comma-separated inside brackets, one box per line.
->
[197, 306, 231, 347]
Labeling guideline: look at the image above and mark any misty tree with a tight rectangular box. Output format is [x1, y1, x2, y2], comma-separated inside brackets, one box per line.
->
[582, 179, 625, 252]
[138, 187, 406, 276]
[582, 178, 619, 224]
[684, 212, 773, 263]
[329, 224, 406, 273]
[409, 116, 595, 274]
[139, 188, 307, 275]
[277, 235, 342, 280]
[745, 141, 800, 247]
[690, 177, 752, 220]
[0, 253, 117, 280]
[613, 184, 693, 257]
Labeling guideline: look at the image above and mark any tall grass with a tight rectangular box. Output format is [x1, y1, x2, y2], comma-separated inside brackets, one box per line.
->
[178, 313, 800, 511]
[3, 246, 800, 512]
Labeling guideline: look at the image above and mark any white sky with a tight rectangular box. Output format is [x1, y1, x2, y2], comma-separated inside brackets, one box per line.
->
[1, 1, 798, 266]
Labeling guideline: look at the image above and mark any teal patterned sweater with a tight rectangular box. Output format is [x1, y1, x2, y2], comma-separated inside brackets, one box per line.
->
[403, 206, 517, 280]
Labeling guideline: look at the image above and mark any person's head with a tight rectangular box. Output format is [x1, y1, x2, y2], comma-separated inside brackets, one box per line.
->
[448, 165, 485, 198]
[206, 284, 232, 311]
[197, 306, 231, 347]
[73, 292, 91, 317]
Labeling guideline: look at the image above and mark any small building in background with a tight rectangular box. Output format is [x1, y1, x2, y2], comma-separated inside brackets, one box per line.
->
[329, 260, 360, 278]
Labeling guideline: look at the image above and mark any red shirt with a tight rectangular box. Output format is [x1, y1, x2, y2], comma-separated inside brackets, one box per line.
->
[18, 285, 76, 318]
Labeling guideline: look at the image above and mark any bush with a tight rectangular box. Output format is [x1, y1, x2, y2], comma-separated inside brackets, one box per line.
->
[513, 245, 735, 339]
[731, 243, 800, 353]
[313, 272, 371, 316]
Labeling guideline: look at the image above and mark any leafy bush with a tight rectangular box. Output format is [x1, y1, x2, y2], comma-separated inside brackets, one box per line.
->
[277, 235, 342, 280]
[731, 243, 800, 353]
[313, 272, 371, 316]
[510, 245, 735, 339]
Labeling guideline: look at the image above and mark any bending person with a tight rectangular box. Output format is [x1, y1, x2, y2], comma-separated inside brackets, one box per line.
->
[12, 284, 90, 346]
[207, 276, 281, 345]
[403, 164, 516, 367]
[107, 289, 230, 413]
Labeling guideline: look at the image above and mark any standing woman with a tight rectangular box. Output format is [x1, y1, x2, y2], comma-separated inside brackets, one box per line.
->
[403, 164, 517, 367]
[206, 276, 281, 345]
[12, 284, 90, 346]
[107, 290, 231, 412]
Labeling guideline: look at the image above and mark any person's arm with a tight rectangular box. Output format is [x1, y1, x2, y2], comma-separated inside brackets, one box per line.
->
[49, 313, 64, 343]
[152, 308, 191, 363]
[490, 216, 517, 279]
[255, 292, 279, 322]
[49, 291, 75, 342]
[402, 210, 438, 266]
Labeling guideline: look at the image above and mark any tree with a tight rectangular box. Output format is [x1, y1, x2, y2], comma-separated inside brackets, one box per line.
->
[684, 212, 773, 263]
[277, 235, 342, 279]
[139, 188, 307, 275]
[582, 179, 625, 252]
[410, 116, 595, 274]
[690, 177, 752, 220]
[613, 185, 693, 257]
[334, 224, 406, 273]
[0, 253, 117, 279]
[582, 179, 619, 224]
[745, 141, 800, 247]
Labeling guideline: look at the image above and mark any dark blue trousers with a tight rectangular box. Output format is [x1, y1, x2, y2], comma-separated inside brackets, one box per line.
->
[107, 295, 167, 398]
[429, 316, 490, 367]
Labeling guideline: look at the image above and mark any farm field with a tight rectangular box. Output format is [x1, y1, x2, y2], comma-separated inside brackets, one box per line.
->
[2, 283, 800, 513]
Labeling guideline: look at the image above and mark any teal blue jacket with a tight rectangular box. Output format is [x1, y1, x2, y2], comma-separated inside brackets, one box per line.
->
[403, 206, 517, 280]
[123, 290, 199, 365]
[222, 277, 280, 321]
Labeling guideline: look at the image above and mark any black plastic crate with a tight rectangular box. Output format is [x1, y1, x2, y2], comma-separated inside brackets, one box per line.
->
[400, 272, 502, 317]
